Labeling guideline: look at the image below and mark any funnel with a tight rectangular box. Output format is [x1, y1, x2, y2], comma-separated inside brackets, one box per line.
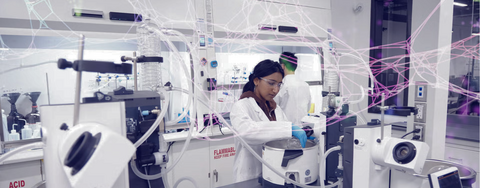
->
[25, 92, 41, 105]
[2, 92, 25, 136]
[3, 93, 21, 105]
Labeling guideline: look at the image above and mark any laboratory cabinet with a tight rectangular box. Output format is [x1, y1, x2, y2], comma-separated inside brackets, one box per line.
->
[209, 137, 236, 187]
[167, 135, 235, 188]
[0, 160, 44, 188]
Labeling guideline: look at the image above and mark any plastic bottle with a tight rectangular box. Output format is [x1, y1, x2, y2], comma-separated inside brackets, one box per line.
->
[2, 109, 8, 142]
[9, 124, 20, 141]
[31, 123, 42, 139]
[21, 124, 32, 140]
[137, 16, 162, 91]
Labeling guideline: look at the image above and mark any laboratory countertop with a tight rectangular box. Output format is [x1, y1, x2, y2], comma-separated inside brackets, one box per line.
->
[0, 149, 43, 165]
[163, 127, 233, 142]
[218, 179, 262, 188]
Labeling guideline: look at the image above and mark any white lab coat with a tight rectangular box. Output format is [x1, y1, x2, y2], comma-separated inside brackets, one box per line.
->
[274, 74, 312, 125]
[230, 97, 292, 183]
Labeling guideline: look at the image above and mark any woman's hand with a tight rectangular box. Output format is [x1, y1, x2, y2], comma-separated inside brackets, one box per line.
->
[291, 126, 307, 148]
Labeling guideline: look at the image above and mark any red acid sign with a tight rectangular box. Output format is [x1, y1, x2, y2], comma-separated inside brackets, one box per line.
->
[9, 180, 25, 188]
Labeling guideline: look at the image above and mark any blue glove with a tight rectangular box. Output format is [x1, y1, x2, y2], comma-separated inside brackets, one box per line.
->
[307, 136, 316, 140]
[292, 126, 307, 148]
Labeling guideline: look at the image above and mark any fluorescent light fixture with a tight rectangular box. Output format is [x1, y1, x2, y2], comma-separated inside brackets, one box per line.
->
[0, 48, 9, 51]
[72, 9, 103, 18]
[453, 2, 468, 7]
[472, 33, 480, 36]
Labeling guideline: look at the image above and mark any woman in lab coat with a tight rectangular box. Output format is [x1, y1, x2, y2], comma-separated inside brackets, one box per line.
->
[230, 59, 307, 183]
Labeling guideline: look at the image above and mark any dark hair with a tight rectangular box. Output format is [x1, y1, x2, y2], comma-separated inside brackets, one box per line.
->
[242, 59, 284, 93]
[279, 52, 298, 71]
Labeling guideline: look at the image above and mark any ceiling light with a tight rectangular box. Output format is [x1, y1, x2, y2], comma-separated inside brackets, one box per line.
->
[453, 2, 468, 7]
[472, 33, 480, 36]
[0, 48, 9, 51]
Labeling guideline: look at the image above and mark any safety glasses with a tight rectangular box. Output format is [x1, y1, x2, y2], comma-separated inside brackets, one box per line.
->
[260, 77, 283, 89]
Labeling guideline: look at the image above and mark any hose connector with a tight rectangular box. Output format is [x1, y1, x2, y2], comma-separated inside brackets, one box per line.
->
[153, 152, 168, 165]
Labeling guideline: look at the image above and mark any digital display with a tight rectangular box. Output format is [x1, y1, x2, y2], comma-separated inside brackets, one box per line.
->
[199, 35, 205, 47]
[437, 171, 462, 188]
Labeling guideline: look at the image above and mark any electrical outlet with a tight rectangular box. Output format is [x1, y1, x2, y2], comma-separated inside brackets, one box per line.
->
[415, 83, 427, 102]
[417, 86, 424, 98]
[416, 104, 423, 120]
[414, 103, 426, 123]
[414, 124, 424, 141]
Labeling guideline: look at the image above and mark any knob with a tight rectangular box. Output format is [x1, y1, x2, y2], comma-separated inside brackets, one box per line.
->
[120, 56, 128, 62]
[58, 58, 73, 69]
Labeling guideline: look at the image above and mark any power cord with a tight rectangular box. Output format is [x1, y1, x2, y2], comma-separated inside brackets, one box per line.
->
[212, 115, 225, 135]
[401, 129, 421, 139]
[167, 141, 175, 153]
[412, 135, 421, 140]
[144, 167, 152, 188]
[218, 122, 224, 135]
[199, 126, 207, 133]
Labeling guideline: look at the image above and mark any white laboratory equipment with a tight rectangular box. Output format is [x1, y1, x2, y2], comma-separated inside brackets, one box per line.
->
[41, 102, 134, 188]
[342, 124, 430, 188]
[60, 122, 135, 188]
[261, 139, 319, 187]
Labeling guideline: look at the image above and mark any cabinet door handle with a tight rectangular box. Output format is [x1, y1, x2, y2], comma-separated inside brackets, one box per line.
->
[213, 170, 218, 182]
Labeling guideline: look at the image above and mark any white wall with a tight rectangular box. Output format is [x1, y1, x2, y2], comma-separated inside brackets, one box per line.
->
[409, 0, 454, 159]
[330, 0, 371, 123]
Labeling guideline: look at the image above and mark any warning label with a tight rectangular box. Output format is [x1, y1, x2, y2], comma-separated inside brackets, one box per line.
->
[213, 147, 236, 159]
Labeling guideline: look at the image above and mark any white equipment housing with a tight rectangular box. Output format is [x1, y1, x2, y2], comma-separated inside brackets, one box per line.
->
[41, 102, 131, 188]
[262, 139, 319, 186]
[343, 125, 430, 188]
[59, 123, 135, 188]
[371, 137, 429, 174]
